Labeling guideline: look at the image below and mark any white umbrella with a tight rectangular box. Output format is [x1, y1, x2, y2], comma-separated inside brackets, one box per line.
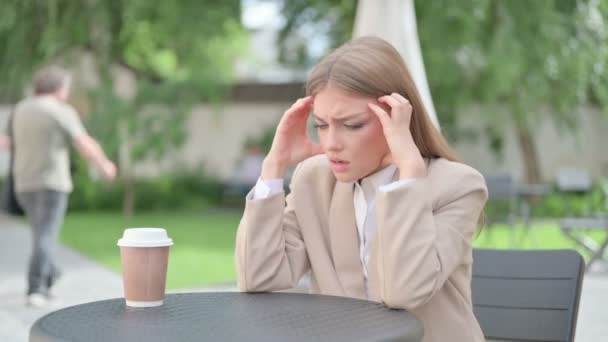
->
[353, 0, 439, 128]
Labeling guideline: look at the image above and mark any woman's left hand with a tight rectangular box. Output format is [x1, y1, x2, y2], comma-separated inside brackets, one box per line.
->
[368, 93, 427, 180]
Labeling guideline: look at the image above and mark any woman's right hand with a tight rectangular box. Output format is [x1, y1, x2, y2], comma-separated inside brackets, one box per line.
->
[261, 96, 323, 179]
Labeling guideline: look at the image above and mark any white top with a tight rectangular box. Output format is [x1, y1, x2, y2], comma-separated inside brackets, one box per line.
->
[252, 164, 414, 298]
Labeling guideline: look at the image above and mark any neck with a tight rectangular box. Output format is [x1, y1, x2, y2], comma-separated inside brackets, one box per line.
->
[37, 93, 64, 102]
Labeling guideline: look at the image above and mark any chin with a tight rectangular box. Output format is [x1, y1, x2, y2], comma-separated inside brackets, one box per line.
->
[332, 172, 358, 183]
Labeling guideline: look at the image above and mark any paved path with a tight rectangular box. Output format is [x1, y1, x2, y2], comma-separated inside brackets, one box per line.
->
[1, 213, 606, 341]
[0, 214, 124, 342]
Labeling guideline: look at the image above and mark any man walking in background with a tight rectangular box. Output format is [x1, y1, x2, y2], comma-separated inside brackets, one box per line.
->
[10, 65, 117, 307]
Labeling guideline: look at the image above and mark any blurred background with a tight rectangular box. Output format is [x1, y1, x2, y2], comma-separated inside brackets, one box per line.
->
[0, 0, 607, 289]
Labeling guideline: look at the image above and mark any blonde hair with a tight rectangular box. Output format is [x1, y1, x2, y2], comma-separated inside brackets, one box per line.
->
[306, 36, 457, 162]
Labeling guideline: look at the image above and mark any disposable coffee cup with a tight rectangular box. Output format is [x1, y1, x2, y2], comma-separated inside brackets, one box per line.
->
[117, 228, 173, 307]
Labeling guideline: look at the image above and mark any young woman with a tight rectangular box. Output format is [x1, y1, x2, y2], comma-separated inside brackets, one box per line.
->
[235, 36, 487, 342]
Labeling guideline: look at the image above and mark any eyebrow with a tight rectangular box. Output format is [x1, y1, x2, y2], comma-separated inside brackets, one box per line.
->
[312, 112, 368, 122]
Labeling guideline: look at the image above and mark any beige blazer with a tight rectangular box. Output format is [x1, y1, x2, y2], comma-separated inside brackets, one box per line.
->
[236, 155, 488, 342]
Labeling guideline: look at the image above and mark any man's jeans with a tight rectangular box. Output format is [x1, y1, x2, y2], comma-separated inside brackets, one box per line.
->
[17, 190, 68, 295]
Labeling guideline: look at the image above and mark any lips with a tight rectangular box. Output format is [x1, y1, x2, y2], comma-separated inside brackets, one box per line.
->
[329, 157, 350, 172]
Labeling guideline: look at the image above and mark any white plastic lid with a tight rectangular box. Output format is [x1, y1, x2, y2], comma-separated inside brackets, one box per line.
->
[117, 228, 173, 247]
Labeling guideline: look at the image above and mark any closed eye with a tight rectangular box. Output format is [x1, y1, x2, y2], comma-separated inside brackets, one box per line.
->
[344, 123, 364, 130]
[313, 123, 328, 129]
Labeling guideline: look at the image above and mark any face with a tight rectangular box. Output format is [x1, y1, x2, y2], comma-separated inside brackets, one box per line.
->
[313, 86, 390, 182]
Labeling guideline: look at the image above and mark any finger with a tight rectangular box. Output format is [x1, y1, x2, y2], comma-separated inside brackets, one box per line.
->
[378, 94, 412, 122]
[378, 95, 402, 109]
[292, 95, 309, 104]
[379, 94, 411, 111]
[284, 97, 311, 115]
[288, 96, 313, 120]
[368, 103, 392, 128]
[281, 97, 313, 127]
[390, 93, 410, 104]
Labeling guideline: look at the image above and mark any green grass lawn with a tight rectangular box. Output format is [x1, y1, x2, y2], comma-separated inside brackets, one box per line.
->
[61, 211, 607, 290]
[61, 210, 240, 290]
[473, 222, 607, 250]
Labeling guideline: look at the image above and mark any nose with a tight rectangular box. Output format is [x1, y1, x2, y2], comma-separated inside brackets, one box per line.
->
[325, 126, 343, 152]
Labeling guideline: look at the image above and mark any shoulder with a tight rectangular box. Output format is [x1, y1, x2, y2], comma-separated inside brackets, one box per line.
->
[428, 158, 485, 185]
[19, 97, 77, 117]
[47, 101, 84, 132]
[14, 97, 35, 114]
[15, 97, 29, 109]
[50, 100, 79, 118]
[289, 155, 335, 190]
[426, 158, 488, 206]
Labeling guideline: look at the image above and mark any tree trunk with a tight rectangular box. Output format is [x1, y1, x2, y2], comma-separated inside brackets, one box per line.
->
[119, 120, 135, 217]
[123, 175, 135, 218]
[514, 120, 542, 184]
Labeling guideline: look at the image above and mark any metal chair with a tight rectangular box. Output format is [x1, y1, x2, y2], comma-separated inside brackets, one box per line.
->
[472, 248, 585, 342]
[557, 168, 608, 271]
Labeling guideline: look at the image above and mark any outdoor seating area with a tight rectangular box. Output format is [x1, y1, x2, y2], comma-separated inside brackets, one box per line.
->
[557, 169, 608, 270]
[483, 168, 608, 271]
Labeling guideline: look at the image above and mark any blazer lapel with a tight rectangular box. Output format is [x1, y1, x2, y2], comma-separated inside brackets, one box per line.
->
[329, 181, 367, 299]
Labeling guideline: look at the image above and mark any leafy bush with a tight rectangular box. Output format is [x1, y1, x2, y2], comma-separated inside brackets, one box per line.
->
[485, 181, 608, 221]
[68, 160, 225, 212]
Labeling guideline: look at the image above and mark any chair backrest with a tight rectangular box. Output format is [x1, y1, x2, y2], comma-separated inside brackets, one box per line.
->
[556, 168, 603, 217]
[472, 249, 585, 342]
[484, 174, 516, 201]
[557, 168, 592, 192]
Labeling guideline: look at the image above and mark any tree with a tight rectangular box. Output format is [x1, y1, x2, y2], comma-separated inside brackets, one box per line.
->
[279, 0, 608, 183]
[0, 0, 246, 215]
[417, 0, 608, 183]
[278, 0, 357, 67]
